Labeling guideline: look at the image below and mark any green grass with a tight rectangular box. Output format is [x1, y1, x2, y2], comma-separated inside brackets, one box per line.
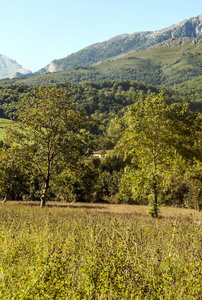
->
[0, 202, 201, 299]
[0, 118, 13, 140]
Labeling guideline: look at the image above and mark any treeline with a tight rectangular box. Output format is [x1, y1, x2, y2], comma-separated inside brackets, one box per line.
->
[0, 87, 201, 213]
[1, 79, 201, 121]
[0, 80, 159, 118]
[0, 80, 201, 151]
[0, 80, 189, 124]
[0, 84, 33, 119]
[0, 80, 161, 149]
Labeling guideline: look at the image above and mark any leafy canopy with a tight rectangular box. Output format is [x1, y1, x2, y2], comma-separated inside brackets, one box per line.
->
[116, 91, 201, 215]
[4, 87, 91, 206]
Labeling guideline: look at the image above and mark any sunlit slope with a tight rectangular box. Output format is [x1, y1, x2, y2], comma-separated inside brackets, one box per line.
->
[2, 39, 201, 89]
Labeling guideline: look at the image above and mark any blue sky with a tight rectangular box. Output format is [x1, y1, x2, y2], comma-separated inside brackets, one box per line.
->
[0, 0, 201, 72]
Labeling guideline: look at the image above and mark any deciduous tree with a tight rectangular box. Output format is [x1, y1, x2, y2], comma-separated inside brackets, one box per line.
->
[4, 87, 91, 207]
[116, 91, 201, 216]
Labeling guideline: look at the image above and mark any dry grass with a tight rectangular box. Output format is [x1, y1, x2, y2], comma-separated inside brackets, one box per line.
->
[0, 201, 201, 299]
[4, 200, 201, 218]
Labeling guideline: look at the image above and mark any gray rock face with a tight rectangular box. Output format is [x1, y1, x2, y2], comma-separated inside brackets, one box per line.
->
[151, 36, 202, 49]
[0, 54, 32, 79]
[38, 14, 202, 74]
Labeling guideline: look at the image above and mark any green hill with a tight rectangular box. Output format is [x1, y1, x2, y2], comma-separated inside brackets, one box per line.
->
[36, 14, 202, 74]
[0, 38, 201, 128]
[1, 38, 201, 91]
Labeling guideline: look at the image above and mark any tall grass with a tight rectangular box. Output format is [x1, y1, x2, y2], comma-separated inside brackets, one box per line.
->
[0, 203, 201, 299]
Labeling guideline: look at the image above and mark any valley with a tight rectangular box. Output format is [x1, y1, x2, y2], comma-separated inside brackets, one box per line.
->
[0, 9, 201, 300]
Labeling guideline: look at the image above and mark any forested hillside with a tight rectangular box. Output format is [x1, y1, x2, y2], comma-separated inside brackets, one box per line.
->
[0, 80, 185, 122]
[0, 81, 160, 150]
[1, 37, 201, 107]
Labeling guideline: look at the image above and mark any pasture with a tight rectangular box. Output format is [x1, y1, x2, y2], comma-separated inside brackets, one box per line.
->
[0, 202, 201, 299]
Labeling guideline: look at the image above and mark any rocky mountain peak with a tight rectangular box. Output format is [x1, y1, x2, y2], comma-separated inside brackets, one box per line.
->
[0, 54, 32, 80]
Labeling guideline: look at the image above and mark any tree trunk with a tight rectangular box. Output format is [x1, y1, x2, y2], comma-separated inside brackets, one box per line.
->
[2, 191, 9, 203]
[152, 174, 158, 218]
[40, 180, 49, 208]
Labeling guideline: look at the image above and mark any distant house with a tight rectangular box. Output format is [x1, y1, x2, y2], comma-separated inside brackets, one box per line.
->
[92, 150, 114, 159]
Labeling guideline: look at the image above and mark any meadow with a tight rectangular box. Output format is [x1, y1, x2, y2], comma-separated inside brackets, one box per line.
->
[0, 202, 201, 299]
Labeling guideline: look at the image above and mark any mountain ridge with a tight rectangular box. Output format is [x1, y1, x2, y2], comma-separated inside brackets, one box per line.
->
[0, 14, 201, 81]
[94, 36, 202, 63]
[2, 36, 201, 95]
[37, 14, 202, 75]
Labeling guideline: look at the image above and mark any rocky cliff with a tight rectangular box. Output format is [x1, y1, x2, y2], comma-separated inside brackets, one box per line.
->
[0, 54, 32, 79]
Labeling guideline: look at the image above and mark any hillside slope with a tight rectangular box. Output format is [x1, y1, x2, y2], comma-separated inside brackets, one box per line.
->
[37, 14, 202, 74]
[5, 37, 201, 90]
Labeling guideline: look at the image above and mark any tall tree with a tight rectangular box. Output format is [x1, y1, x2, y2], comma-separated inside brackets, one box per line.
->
[4, 87, 91, 207]
[116, 91, 201, 216]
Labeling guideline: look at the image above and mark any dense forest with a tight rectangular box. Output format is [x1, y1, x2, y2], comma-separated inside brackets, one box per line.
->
[0, 82, 201, 213]
[0, 79, 201, 121]
[0, 80, 198, 150]
[0, 81, 162, 131]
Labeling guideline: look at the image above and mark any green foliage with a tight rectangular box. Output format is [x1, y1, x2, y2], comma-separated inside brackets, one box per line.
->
[53, 159, 102, 203]
[0, 82, 201, 207]
[116, 91, 201, 216]
[0, 84, 33, 120]
[161, 160, 202, 210]
[184, 161, 202, 210]
[148, 204, 160, 217]
[0, 118, 13, 140]
[0, 80, 162, 149]
[0, 147, 30, 201]
[0, 81, 159, 117]
[53, 153, 126, 203]
[4, 87, 92, 207]
[97, 153, 125, 200]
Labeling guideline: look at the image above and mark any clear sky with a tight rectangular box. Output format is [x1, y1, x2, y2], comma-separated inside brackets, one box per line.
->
[0, 0, 201, 72]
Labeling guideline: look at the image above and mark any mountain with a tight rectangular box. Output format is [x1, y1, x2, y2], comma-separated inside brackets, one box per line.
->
[5, 36, 201, 90]
[37, 14, 202, 74]
[0, 54, 32, 79]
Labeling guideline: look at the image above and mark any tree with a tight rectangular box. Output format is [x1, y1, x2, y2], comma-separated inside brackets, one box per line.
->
[52, 158, 102, 203]
[160, 159, 202, 210]
[4, 87, 91, 207]
[116, 91, 201, 217]
[0, 147, 30, 202]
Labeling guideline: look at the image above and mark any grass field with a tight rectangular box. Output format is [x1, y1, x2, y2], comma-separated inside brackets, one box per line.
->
[0, 118, 13, 140]
[0, 202, 201, 299]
